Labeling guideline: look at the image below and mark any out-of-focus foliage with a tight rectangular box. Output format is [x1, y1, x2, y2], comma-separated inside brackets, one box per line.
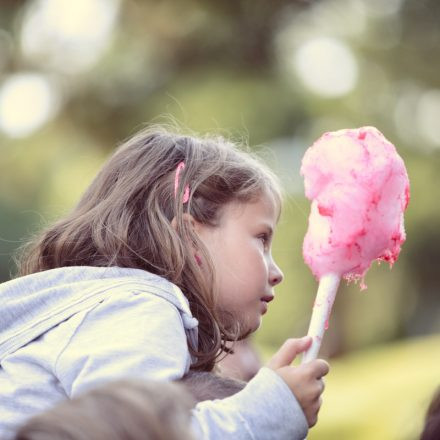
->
[0, 1, 439, 438]
[311, 334, 440, 439]
[259, 333, 440, 440]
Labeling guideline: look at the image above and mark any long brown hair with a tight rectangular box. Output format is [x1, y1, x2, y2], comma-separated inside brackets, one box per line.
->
[16, 125, 282, 370]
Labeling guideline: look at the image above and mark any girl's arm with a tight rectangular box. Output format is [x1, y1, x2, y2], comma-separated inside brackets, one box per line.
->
[191, 366, 308, 439]
[54, 289, 308, 439]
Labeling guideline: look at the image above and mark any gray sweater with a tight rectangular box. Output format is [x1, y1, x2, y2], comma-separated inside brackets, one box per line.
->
[0, 266, 308, 439]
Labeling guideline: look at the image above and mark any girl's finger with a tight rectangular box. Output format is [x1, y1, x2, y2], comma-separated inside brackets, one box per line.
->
[268, 337, 312, 369]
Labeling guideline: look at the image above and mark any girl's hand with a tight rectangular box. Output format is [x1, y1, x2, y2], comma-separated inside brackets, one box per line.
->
[267, 337, 330, 427]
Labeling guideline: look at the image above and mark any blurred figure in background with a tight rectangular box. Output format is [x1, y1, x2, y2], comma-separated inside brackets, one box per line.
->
[217, 338, 262, 381]
[13, 380, 196, 440]
[420, 386, 440, 440]
[14, 373, 247, 440]
[180, 370, 246, 401]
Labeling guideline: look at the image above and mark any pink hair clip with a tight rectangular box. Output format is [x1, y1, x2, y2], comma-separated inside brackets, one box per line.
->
[174, 161, 190, 203]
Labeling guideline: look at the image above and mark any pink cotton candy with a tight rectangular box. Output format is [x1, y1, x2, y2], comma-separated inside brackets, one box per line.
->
[301, 127, 410, 286]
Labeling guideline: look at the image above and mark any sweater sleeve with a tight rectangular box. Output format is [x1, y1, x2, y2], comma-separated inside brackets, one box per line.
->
[192, 367, 308, 440]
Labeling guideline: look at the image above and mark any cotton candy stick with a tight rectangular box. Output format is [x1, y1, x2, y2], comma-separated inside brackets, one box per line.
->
[301, 273, 340, 364]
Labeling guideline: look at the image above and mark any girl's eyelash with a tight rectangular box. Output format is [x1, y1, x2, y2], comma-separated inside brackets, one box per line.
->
[259, 233, 269, 244]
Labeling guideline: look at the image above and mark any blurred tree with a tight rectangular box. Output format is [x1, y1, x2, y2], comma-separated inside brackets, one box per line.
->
[0, 0, 439, 356]
[405, 222, 440, 336]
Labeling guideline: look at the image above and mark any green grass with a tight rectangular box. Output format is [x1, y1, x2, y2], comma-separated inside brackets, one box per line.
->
[258, 334, 440, 439]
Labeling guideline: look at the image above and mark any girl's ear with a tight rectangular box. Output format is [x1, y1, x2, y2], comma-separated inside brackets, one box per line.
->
[171, 213, 204, 235]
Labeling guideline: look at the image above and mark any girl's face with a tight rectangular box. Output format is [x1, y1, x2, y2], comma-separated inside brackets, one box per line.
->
[195, 191, 284, 334]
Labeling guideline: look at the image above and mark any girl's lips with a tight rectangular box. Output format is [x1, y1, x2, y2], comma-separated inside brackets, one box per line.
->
[260, 295, 274, 315]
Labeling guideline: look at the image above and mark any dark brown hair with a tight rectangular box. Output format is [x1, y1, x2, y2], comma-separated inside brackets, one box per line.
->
[421, 386, 440, 440]
[180, 371, 246, 402]
[14, 380, 195, 440]
[16, 125, 282, 370]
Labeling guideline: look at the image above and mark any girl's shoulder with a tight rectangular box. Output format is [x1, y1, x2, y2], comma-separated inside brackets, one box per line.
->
[0, 266, 198, 363]
[3, 265, 191, 315]
[90, 267, 199, 331]
[113, 267, 192, 312]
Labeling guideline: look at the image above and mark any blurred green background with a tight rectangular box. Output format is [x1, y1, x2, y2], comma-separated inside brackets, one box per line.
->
[0, 0, 439, 438]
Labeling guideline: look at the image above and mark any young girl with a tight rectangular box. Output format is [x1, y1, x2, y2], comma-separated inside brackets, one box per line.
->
[0, 126, 329, 439]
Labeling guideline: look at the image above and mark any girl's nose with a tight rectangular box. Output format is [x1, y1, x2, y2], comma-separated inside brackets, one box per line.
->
[269, 261, 284, 286]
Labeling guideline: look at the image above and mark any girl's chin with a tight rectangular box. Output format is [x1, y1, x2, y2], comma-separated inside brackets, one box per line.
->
[233, 319, 261, 340]
[246, 316, 262, 334]
[218, 309, 262, 337]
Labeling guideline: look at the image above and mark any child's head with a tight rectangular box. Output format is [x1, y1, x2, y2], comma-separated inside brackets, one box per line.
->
[17, 125, 283, 370]
[14, 380, 195, 440]
[180, 371, 246, 402]
[217, 339, 261, 381]
[193, 187, 284, 336]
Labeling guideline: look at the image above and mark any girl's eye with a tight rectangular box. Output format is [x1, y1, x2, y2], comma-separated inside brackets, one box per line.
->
[259, 234, 269, 246]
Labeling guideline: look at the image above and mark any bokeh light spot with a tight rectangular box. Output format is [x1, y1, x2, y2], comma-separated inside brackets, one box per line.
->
[0, 73, 60, 138]
[416, 89, 440, 147]
[20, 0, 120, 74]
[293, 37, 358, 98]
